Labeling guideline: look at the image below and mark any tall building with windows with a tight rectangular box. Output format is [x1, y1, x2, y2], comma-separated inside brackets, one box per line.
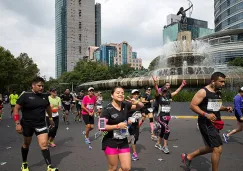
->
[87, 41, 143, 70]
[215, 0, 243, 32]
[163, 14, 214, 45]
[55, 0, 96, 78]
[95, 3, 101, 47]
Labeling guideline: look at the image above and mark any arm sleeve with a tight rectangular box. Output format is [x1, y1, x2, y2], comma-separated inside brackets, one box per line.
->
[234, 96, 243, 117]
[16, 93, 26, 106]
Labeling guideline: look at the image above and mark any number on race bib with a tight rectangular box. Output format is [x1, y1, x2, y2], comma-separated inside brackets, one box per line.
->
[113, 129, 128, 139]
[207, 99, 222, 112]
[162, 106, 171, 113]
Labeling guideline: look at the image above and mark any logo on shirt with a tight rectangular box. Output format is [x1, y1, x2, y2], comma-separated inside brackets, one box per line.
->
[111, 113, 119, 119]
[29, 96, 35, 100]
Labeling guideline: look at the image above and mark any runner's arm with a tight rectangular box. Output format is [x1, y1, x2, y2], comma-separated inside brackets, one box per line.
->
[46, 106, 52, 118]
[13, 104, 21, 125]
[190, 89, 207, 116]
[233, 96, 242, 117]
[171, 84, 184, 97]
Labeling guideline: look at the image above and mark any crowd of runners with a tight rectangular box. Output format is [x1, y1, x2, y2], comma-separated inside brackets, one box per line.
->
[0, 71, 243, 171]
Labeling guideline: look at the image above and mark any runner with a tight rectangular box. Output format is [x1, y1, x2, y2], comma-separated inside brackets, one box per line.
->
[75, 90, 84, 122]
[181, 72, 232, 171]
[223, 87, 243, 143]
[70, 91, 77, 115]
[60, 89, 73, 124]
[47, 88, 62, 148]
[9, 90, 18, 117]
[139, 87, 156, 140]
[13, 76, 58, 171]
[152, 76, 172, 154]
[81, 87, 96, 144]
[100, 86, 144, 171]
[0, 94, 3, 121]
[128, 89, 142, 161]
[96, 91, 103, 117]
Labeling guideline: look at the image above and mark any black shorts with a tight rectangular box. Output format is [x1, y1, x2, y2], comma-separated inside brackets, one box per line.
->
[76, 104, 81, 111]
[128, 124, 139, 144]
[198, 119, 222, 148]
[235, 115, 243, 123]
[82, 114, 94, 125]
[141, 107, 153, 115]
[102, 137, 129, 151]
[21, 121, 48, 137]
[63, 104, 71, 111]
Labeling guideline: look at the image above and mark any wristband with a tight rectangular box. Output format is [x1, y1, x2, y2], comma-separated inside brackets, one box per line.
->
[13, 114, 20, 121]
[202, 112, 208, 117]
[116, 124, 119, 129]
[49, 117, 53, 121]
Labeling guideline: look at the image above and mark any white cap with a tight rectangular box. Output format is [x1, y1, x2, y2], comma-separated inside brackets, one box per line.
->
[131, 89, 139, 94]
[88, 87, 94, 91]
[240, 87, 243, 91]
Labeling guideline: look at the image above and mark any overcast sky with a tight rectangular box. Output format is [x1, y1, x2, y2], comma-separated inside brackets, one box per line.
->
[0, 0, 214, 79]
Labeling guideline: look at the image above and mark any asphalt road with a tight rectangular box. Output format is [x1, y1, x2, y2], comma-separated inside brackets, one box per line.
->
[0, 104, 243, 171]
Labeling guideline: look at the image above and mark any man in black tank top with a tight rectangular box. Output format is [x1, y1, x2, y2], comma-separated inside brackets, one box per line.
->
[181, 72, 233, 171]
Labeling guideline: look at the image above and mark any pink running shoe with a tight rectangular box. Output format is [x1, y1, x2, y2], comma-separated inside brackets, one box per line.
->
[49, 142, 56, 147]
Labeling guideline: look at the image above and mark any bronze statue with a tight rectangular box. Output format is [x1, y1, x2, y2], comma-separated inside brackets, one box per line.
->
[177, 4, 193, 24]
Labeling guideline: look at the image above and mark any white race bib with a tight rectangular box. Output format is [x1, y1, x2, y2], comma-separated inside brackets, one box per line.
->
[78, 101, 82, 105]
[147, 108, 153, 113]
[87, 104, 94, 110]
[113, 129, 128, 139]
[52, 112, 59, 118]
[65, 102, 70, 105]
[207, 99, 222, 112]
[162, 106, 171, 113]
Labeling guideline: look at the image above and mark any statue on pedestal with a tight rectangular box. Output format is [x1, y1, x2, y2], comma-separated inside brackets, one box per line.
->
[177, 1, 193, 24]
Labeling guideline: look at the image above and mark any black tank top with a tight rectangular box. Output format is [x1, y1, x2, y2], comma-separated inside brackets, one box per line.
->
[198, 87, 222, 121]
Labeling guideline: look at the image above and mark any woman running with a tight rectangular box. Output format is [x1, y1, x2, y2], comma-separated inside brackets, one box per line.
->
[100, 86, 144, 171]
[152, 76, 172, 154]
[96, 91, 103, 117]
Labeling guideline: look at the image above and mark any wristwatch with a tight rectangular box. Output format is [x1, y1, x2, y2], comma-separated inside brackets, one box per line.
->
[49, 117, 53, 121]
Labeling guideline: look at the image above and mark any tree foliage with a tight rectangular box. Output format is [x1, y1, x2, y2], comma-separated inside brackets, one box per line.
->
[0, 46, 39, 94]
[228, 57, 243, 67]
[148, 56, 160, 71]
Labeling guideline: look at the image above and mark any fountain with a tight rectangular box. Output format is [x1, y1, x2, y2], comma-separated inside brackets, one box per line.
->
[78, 29, 243, 90]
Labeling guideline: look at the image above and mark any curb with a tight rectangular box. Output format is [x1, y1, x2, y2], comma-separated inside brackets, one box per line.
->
[171, 116, 236, 120]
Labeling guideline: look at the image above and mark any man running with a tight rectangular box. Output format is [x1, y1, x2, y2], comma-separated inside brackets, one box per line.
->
[60, 89, 73, 124]
[75, 90, 84, 122]
[13, 76, 58, 171]
[9, 90, 18, 117]
[82, 87, 96, 144]
[181, 72, 232, 171]
[223, 87, 243, 143]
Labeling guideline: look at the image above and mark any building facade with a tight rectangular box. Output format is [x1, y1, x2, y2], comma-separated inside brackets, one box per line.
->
[163, 14, 214, 45]
[215, 0, 243, 32]
[95, 3, 101, 47]
[87, 41, 143, 70]
[55, 0, 97, 78]
[198, 29, 243, 64]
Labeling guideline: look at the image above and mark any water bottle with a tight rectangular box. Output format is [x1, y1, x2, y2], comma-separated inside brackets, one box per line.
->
[120, 120, 128, 135]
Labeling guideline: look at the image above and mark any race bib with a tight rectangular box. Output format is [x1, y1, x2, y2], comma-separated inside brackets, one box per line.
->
[87, 104, 94, 110]
[147, 108, 153, 113]
[78, 101, 82, 105]
[162, 106, 171, 113]
[207, 99, 222, 112]
[113, 129, 128, 139]
[52, 112, 59, 117]
[65, 102, 70, 105]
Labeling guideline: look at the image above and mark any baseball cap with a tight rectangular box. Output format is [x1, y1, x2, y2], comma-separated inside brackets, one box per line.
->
[88, 87, 94, 91]
[131, 89, 139, 94]
[50, 88, 56, 92]
[239, 87, 243, 92]
[147, 87, 151, 90]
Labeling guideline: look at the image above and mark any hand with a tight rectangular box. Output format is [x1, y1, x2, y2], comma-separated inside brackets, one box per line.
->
[128, 117, 135, 123]
[16, 124, 23, 134]
[206, 113, 216, 121]
[152, 75, 158, 83]
[89, 111, 94, 116]
[181, 80, 187, 87]
[125, 97, 138, 105]
[225, 106, 233, 113]
[118, 122, 127, 129]
[49, 119, 55, 129]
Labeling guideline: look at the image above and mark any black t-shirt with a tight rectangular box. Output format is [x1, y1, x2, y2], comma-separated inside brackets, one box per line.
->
[101, 101, 132, 150]
[198, 88, 222, 122]
[76, 95, 84, 105]
[153, 91, 171, 109]
[61, 94, 73, 105]
[155, 95, 171, 116]
[17, 91, 50, 127]
[142, 93, 152, 108]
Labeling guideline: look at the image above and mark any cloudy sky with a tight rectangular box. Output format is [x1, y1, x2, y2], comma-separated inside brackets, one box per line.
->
[0, 0, 214, 79]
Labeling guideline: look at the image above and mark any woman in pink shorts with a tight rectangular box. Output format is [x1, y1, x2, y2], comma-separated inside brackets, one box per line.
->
[100, 86, 144, 171]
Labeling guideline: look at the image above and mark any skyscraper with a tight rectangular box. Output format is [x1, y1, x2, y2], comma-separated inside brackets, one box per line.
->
[95, 3, 101, 47]
[55, 0, 95, 78]
[215, 0, 243, 32]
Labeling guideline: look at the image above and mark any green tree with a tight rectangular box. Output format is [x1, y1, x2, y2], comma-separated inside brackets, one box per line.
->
[228, 57, 243, 67]
[148, 56, 160, 71]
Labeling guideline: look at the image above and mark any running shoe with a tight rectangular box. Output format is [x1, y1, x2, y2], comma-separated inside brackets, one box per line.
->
[78, 119, 82, 122]
[223, 133, 229, 143]
[151, 135, 158, 141]
[49, 141, 56, 147]
[65, 121, 69, 125]
[155, 143, 163, 150]
[131, 153, 139, 161]
[162, 146, 170, 154]
[47, 165, 59, 171]
[181, 153, 191, 171]
[85, 138, 91, 144]
[21, 162, 29, 171]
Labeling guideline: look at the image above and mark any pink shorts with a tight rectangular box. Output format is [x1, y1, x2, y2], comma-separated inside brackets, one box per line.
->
[104, 146, 130, 155]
